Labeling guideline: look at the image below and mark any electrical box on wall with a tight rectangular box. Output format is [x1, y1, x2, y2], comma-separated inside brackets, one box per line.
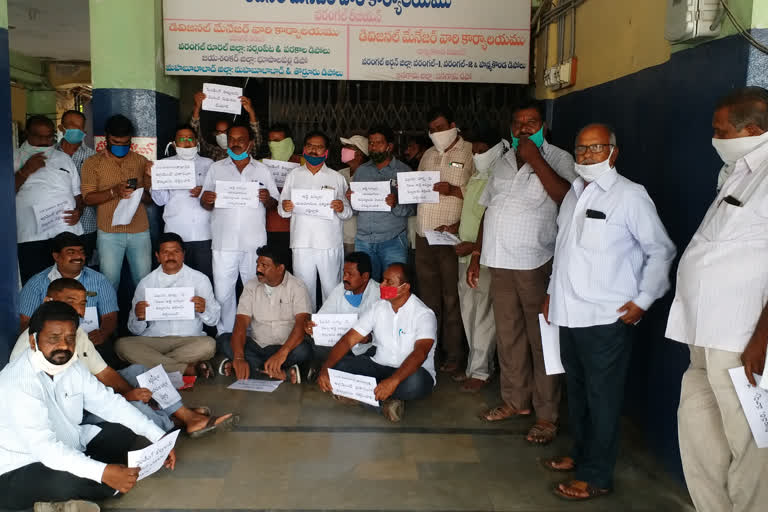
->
[544, 57, 577, 90]
[665, 0, 722, 42]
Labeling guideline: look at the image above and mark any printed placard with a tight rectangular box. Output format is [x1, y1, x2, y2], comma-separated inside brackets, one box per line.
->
[328, 368, 379, 407]
[135, 364, 183, 410]
[228, 379, 282, 392]
[127, 430, 180, 481]
[292, 188, 335, 220]
[262, 159, 300, 188]
[152, 160, 196, 190]
[424, 230, 461, 246]
[397, 171, 439, 204]
[202, 83, 243, 114]
[215, 180, 262, 208]
[81, 306, 99, 334]
[145, 287, 195, 322]
[350, 181, 391, 212]
[311, 313, 358, 347]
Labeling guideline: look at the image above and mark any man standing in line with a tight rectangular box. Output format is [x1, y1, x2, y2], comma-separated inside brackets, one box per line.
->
[339, 134, 369, 255]
[190, 90, 262, 161]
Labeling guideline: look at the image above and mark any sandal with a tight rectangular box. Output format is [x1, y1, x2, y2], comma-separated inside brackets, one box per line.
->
[288, 364, 301, 384]
[539, 456, 575, 473]
[217, 358, 232, 377]
[195, 360, 215, 379]
[439, 361, 460, 373]
[479, 405, 531, 422]
[526, 420, 558, 445]
[190, 406, 212, 417]
[552, 480, 611, 501]
[188, 413, 239, 439]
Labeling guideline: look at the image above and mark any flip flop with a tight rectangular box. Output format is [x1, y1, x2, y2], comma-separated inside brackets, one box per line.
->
[195, 360, 215, 379]
[552, 480, 611, 501]
[190, 406, 212, 417]
[217, 358, 232, 377]
[539, 456, 576, 473]
[188, 413, 239, 439]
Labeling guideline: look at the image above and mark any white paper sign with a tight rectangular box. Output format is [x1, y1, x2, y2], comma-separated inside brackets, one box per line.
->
[152, 160, 196, 190]
[292, 188, 335, 220]
[227, 379, 282, 392]
[111, 188, 144, 226]
[262, 159, 300, 188]
[135, 364, 183, 409]
[202, 83, 243, 115]
[729, 367, 768, 448]
[397, 171, 440, 204]
[311, 313, 358, 347]
[33, 200, 71, 234]
[328, 369, 379, 407]
[424, 230, 461, 246]
[127, 430, 180, 481]
[80, 306, 99, 334]
[539, 314, 565, 376]
[350, 181, 391, 212]
[215, 180, 262, 209]
[145, 287, 195, 322]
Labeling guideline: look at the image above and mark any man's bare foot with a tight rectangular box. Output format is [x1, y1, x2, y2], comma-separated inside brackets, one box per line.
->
[186, 412, 234, 434]
[540, 456, 576, 472]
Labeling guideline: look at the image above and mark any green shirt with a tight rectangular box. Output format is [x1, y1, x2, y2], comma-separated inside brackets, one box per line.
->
[458, 171, 490, 263]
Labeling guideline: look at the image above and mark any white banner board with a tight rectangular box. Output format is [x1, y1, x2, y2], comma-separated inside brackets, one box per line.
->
[162, 0, 530, 84]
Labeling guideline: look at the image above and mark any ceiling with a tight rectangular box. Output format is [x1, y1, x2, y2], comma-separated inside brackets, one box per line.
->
[8, 0, 90, 61]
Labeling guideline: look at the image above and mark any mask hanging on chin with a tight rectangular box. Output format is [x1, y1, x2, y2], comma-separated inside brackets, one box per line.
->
[574, 148, 615, 183]
[711, 131, 768, 166]
[511, 126, 545, 151]
[429, 127, 458, 154]
[215, 133, 229, 150]
[227, 147, 250, 161]
[29, 335, 79, 376]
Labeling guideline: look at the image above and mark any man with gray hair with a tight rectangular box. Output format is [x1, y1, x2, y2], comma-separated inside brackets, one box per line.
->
[542, 123, 675, 500]
[666, 86, 768, 512]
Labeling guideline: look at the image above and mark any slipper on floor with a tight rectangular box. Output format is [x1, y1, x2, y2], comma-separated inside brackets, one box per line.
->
[539, 456, 575, 473]
[479, 405, 531, 422]
[188, 413, 239, 439]
[195, 360, 215, 379]
[552, 480, 611, 501]
[526, 420, 558, 446]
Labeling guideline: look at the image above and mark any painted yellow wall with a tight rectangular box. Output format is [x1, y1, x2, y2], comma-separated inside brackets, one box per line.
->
[11, 84, 26, 124]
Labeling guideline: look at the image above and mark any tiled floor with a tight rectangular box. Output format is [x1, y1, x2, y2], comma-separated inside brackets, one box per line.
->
[103, 375, 694, 512]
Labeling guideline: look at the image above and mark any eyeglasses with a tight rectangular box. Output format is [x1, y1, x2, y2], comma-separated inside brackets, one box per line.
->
[574, 144, 614, 155]
[176, 137, 195, 143]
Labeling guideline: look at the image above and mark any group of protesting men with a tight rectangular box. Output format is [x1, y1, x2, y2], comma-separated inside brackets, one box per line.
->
[2, 85, 768, 511]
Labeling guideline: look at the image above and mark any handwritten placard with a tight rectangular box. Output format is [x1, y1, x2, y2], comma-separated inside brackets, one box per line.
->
[135, 364, 183, 409]
[152, 160, 196, 190]
[397, 171, 439, 204]
[81, 306, 99, 334]
[328, 368, 379, 407]
[127, 430, 180, 481]
[33, 200, 71, 234]
[202, 83, 243, 114]
[262, 159, 300, 188]
[311, 313, 358, 347]
[145, 287, 195, 322]
[729, 367, 768, 448]
[112, 188, 144, 226]
[424, 230, 461, 246]
[292, 188, 335, 220]
[539, 314, 565, 375]
[350, 181, 391, 212]
[215, 180, 262, 209]
[227, 379, 282, 392]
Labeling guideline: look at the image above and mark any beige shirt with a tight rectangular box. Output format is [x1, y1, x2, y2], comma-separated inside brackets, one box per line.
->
[11, 327, 108, 376]
[236, 271, 312, 347]
[416, 137, 475, 236]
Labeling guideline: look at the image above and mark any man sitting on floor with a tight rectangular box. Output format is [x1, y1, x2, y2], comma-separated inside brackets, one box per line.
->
[0, 301, 176, 511]
[305, 251, 381, 369]
[116, 232, 220, 378]
[11, 278, 235, 438]
[217, 245, 313, 383]
[317, 263, 437, 422]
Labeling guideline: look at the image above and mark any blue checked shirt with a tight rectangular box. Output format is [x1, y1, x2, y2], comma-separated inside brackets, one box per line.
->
[55, 141, 98, 233]
[19, 266, 119, 318]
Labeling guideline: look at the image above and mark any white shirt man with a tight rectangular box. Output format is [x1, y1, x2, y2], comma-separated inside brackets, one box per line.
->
[201, 155, 279, 333]
[278, 163, 352, 311]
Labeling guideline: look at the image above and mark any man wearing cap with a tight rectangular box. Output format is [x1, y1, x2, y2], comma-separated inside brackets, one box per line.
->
[339, 134, 370, 255]
[347, 125, 415, 281]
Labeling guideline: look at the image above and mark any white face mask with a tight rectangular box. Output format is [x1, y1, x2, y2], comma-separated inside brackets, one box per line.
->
[472, 141, 506, 173]
[711, 131, 768, 166]
[429, 127, 458, 154]
[29, 334, 79, 376]
[175, 145, 198, 160]
[18, 141, 56, 167]
[215, 133, 229, 150]
[574, 148, 615, 183]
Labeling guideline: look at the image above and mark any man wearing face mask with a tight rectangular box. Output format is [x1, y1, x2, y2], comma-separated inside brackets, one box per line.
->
[279, 130, 353, 311]
[81, 114, 154, 291]
[347, 125, 415, 281]
[467, 101, 574, 442]
[317, 263, 436, 422]
[56, 110, 99, 264]
[339, 134, 369, 255]
[201, 123, 279, 334]
[0, 301, 176, 511]
[265, 123, 302, 253]
[148, 126, 215, 283]
[415, 106, 474, 375]
[15, 115, 84, 284]
[454, 129, 507, 393]
[190, 90, 262, 161]
[542, 124, 675, 501]
[666, 87, 768, 512]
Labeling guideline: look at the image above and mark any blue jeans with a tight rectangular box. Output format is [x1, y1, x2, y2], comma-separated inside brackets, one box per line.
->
[354, 231, 408, 281]
[97, 230, 152, 290]
[332, 354, 434, 401]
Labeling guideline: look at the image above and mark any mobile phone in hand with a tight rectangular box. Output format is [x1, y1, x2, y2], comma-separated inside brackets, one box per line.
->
[127, 178, 138, 190]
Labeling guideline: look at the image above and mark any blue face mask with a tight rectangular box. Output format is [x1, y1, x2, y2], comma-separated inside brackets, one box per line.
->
[109, 144, 130, 158]
[303, 152, 327, 167]
[344, 291, 364, 308]
[227, 148, 250, 161]
[511, 126, 545, 150]
[63, 129, 85, 144]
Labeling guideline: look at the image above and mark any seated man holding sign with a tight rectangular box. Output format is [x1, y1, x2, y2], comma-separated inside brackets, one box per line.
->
[116, 233, 220, 379]
[317, 263, 437, 422]
[0, 301, 176, 511]
[12, 278, 233, 437]
[217, 245, 313, 383]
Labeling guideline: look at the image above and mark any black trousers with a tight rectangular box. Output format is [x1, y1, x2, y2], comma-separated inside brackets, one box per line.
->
[184, 239, 214, 285]
[560, 321, 635, 490]
[0, 422, 146, 510]
[18, 240, 54, 285]
[217, 334, 313, 375]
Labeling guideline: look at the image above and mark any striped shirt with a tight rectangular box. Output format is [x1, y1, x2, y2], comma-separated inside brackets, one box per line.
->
[0, 350, 165, 482]
[55, 141, 98, 234]
[81, 151, 149, 233]
[416, 137, 475, 236]
[190, 117, 262, 162]
[19, 265, 119, 318]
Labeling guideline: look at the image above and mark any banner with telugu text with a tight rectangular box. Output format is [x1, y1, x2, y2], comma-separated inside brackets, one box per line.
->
[162, 0, 531, 84]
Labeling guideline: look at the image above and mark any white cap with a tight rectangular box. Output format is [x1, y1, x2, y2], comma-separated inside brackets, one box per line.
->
[340, 135, 369, 156]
